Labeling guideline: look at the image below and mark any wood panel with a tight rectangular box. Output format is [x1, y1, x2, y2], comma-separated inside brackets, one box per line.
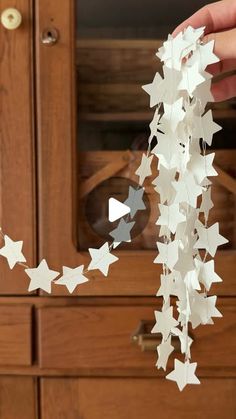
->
[41, 377, 236, 419]
[0, 376, 36, 419]
[0, 305, 32, 366]
[0, 0, 36, 294]
[38, 299, 236, 375]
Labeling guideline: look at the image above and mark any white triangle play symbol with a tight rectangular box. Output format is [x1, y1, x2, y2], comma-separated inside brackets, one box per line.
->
[108, 198, 130, 222]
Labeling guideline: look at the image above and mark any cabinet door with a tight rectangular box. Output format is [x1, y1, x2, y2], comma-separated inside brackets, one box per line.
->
[35, 0, 236, 297]
[40, 377, 236, 419]
[0, 0, 36, 294]
[0, 376, 36, 419]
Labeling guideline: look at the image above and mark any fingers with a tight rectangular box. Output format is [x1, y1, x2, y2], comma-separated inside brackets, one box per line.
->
[211, 74, 236, 101]
[173, 0, 236, 37]
[207, 59, 236, 76]
[204, 28, 236, 61]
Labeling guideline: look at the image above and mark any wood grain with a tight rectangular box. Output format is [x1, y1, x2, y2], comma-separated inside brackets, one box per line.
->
[35, 0, 87, 272]
[0, 305, 32, 366]
[40, 377, 236, 419]
[38, 299, 236, 375]
[0, 376, 36, 418]
[0, 0, 36, 294]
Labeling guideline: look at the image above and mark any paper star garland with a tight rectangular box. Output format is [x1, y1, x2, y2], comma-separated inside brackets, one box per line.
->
[161, 97, 185, 132]
[0, 26, 228, 392]
[154, 240, 179, 271]
[156, 203, 186, 234]
[124, 186, 146, 218]
[143, 26, 227, 390]
[178, 61, 205, 96]
[109, 218, 135, 243]
[152, 307, 179, 340]
[55, 265, 88, 293]
[193, 110, 222, 146]
[25, 259, 60, 293]
[166, 359, 200, 391]
[135, 153, 153, 185]
[194, 222, 228, 257]
[0, 234, 26, 269]
[156, 336, 174, 370]
[88, 242, 119, 276]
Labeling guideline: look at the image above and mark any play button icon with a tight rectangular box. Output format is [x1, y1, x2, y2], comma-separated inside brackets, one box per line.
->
[108, 198, 130, 222]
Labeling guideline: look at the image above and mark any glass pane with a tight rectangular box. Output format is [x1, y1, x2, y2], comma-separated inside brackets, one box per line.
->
[76, 0, 236, 251]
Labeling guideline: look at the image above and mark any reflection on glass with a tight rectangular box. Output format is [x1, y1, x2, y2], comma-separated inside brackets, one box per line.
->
[76, 0, 236, 251]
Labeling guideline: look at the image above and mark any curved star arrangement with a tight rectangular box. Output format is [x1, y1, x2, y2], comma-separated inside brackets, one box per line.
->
[0, 26, 228, 391]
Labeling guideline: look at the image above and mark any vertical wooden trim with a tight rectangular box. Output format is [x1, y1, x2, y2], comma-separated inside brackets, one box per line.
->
[35, 0, 84, 271]
[0, 0, 36, 294]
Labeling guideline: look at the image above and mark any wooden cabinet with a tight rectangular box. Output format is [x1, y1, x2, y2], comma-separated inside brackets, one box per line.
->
[1, 0, 236, 418]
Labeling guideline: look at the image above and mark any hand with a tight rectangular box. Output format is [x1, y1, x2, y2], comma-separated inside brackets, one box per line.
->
[173, 0, 236, 102]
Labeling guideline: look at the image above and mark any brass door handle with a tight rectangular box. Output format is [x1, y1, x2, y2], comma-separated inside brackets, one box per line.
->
[1, 8, 22, 30]
[131, 320, 191, 352]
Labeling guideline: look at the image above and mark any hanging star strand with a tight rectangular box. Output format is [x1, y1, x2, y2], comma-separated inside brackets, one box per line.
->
[142, 26, 227, 391]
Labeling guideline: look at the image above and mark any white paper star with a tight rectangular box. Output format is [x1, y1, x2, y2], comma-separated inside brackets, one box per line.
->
[193, 110, 222, 146]
[55, 265, 88, 293]
[156, 336, 174, 370]
[172, 172, 202, 208]
[187, 152, 217, 184]
[193, 79, 214, 110]
[0, 234, 26, 269]
[190, 40, 219, 72]
[161, 32, 189, 70]
[156, 272, 179, 302]
[135, 153, 153, 185]
[25, 259, 60, 293]
[194, 222, 228, 257]
[156, 203, 186, 234]
[190, 293, 222, 327]
[142, 72, 163, 107]
[152, 131, 180, 168]
[178, 62, 205, 96]
[88, 242, 118, 276]
[160, 97, 185, 132]
[152, 306, 179, 340]
[183, 26, 205, 49]
[154, 240, 179, 270]
[124, 186, 146, 218]
[109, 218, 135, 243]
[155, 66, 182, 105]
[166, 359, 200, 391]
[152, 165, 177, 204]
[174, 248, 195, 278]
[195, 258, 222, 291]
